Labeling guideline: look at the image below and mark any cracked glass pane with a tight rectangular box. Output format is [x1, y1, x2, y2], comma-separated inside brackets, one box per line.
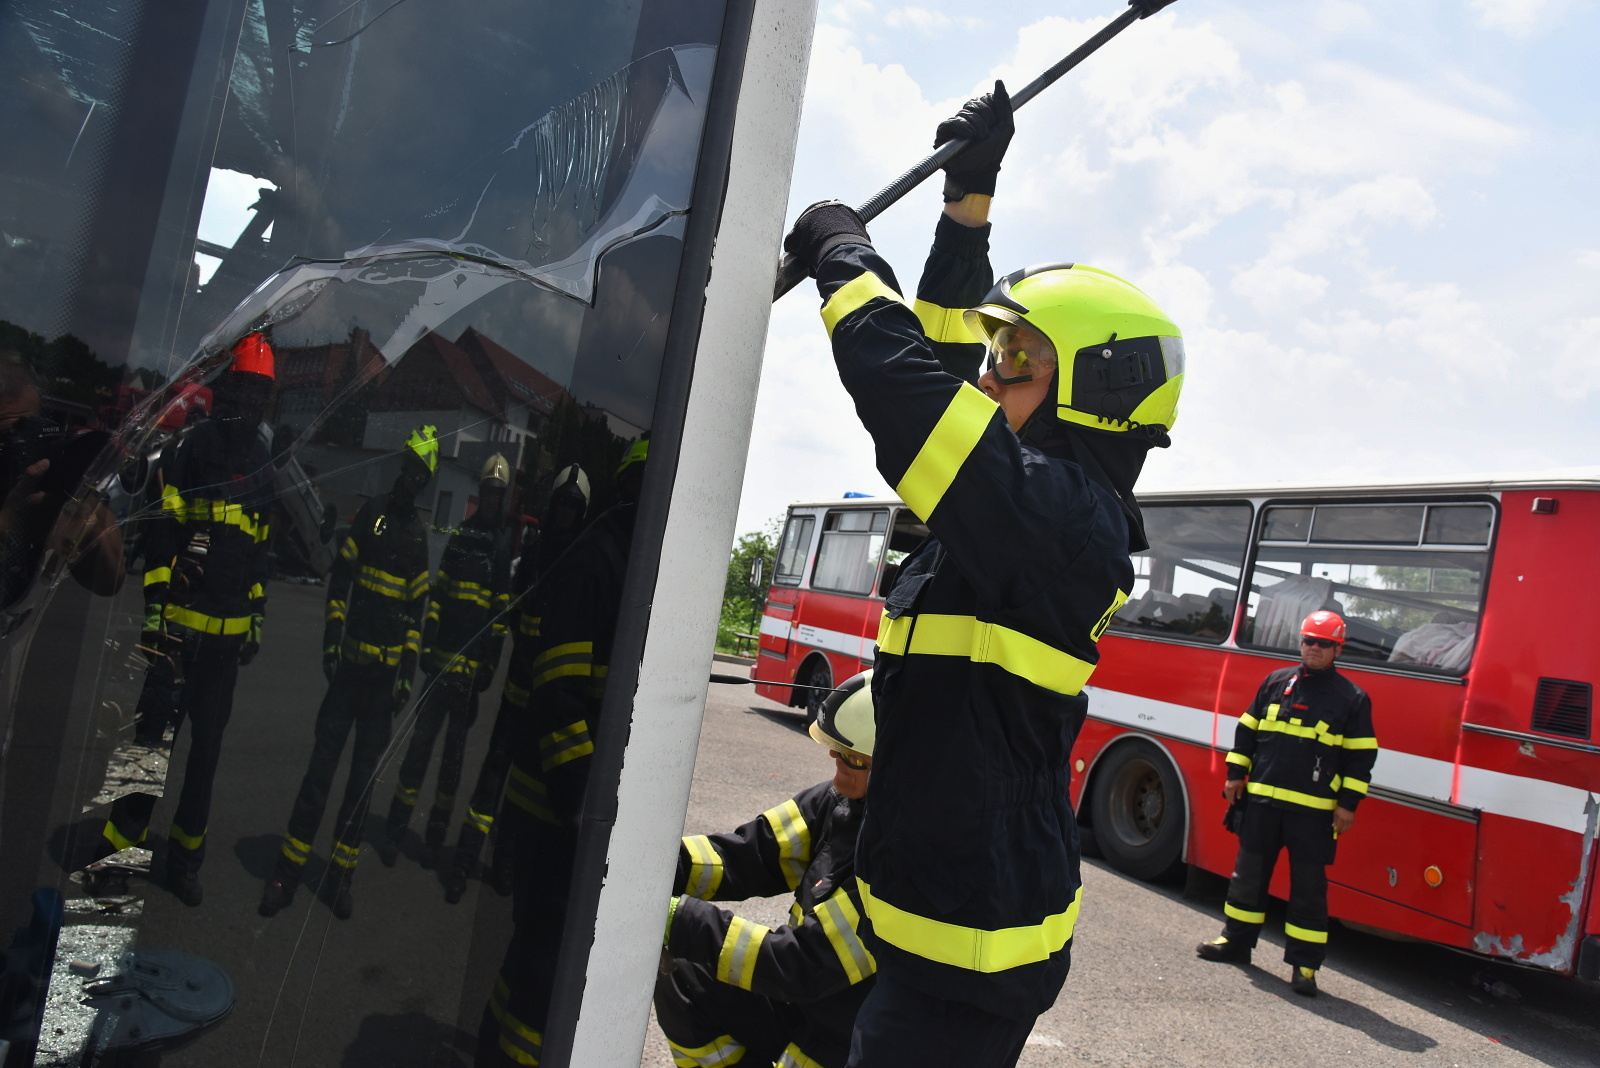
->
[0, 0, 734, 1062]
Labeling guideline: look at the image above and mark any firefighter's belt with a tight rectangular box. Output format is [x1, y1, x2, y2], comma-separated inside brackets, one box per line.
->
[340, 635, 403, 666]
[876, 612, 1096, 696]
[164, 605, 253, 636]
[857, 878, 1082, 973]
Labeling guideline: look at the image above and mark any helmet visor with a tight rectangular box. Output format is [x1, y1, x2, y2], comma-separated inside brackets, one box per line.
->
[985, 322, 1055, 386]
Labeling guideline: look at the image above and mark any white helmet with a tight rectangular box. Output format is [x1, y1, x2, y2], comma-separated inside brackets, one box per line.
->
[809, 670, 874, 758]
[480, 452, 511, 488]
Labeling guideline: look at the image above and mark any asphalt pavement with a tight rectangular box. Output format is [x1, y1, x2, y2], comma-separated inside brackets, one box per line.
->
[640, 678, 1600, 1068]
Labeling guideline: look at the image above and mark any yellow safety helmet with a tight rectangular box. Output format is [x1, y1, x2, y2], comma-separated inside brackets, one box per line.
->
[964, 263, 1184, 436]
[406, 424, 440, 474]
[615, 437, 649, 478]
[479, 452, 511, 488]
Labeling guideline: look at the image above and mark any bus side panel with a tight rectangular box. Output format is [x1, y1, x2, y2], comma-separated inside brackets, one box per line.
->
[1327, 800, 1476, 926]
[754, 589, 801, 703]
[795, 590, 878, 679]
[1473, 813, 1589, 971]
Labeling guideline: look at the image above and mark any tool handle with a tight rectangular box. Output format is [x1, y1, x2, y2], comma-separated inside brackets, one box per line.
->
[772, 2, 1155, 302]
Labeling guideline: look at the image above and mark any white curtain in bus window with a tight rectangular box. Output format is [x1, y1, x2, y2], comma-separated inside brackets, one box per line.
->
[1112, 504, 1251, 642]
[1243, 502, 1493, 673]
[774, 514, 816, 586]
[812, 509, 888, 595]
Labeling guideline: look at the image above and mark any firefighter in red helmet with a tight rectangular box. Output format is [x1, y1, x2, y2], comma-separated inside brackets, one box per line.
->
[1197, 609, 1379, 996]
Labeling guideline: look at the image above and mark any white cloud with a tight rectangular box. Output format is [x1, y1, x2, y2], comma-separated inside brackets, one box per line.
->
[1470, 0, 1578, 36]
[1230, 262, 1328, 316]
[824, 0, 875, 27]
[882, 7, 982, 33]
[1543, 315, 1600, 399]
[1577, 249, 1600, 270]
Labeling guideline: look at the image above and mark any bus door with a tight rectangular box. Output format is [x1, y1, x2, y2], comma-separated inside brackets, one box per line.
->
[801, 506, 889, 672]
[761, 508, 818, 662]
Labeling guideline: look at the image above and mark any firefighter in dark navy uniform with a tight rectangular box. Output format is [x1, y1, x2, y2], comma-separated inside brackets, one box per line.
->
[379, 451, 515, 868]
[1197, 610, 1378, 996]
[259, 425, 435, 920]
[655, 670, 878, 1068]
[97, 334, 277, 907]
[782, 82, 1185, 1067]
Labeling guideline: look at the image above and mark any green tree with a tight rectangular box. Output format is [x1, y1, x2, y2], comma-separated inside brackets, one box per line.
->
[717, 520, 779, 655]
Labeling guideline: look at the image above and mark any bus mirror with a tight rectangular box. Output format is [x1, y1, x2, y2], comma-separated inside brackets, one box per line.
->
[749, 556, 764, 589]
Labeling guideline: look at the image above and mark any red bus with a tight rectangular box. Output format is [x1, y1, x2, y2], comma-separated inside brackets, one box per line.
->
[755, 474, 1600, 978]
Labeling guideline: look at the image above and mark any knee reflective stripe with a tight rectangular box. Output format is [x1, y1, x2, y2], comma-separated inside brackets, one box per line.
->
[102, 819, 147, 852]
[1224, 903, 1266, 925]
[489, 976, 543, 1066]
[856, 879, 1082, 973]
[894, 384, 997, 522]
[715, 916, 768, 990]
[1225, 752, 1253, 770]
[760, 799, 811, 892]
[814, 889, 875, 983]
[668, 1034, 746, 1068]
[464, 806, 494, 834]
[1245, 782, 1336, 811]
[821, 271, 909, 337]
[912, 298, 982, 345]
[876, 612, 1098, 696]
[681, 835, 725, 899]
[529, 641, 594, 690]
[506, 765, 557, 825]
[281, 834, 311, 866]
[169, 824, 206, 852]
[777, 1043, 826, 1068]
[1284, 923, 1328, 944]
[332, 841, 360, 870]
[539, 720, 594, 771]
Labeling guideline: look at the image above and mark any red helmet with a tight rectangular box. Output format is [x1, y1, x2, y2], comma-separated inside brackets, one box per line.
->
[230, 332, 275, 379]
[1301, 610, 1346, 644]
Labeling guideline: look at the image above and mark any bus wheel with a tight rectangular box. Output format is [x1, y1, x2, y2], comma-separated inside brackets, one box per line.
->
[1089, 740, 1186, 882]
[799, 659, 830, 727]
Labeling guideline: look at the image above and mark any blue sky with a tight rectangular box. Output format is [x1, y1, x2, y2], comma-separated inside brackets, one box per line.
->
[734, 0, 1599, 534]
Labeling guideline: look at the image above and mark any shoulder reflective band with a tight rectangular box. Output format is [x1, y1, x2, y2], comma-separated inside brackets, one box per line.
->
[857, 878, 1082, 973]
[1245, 781, 1336, 810]
[762, 798, 812, 891]
[913, 299, 982, 345]
[820, 271, 909, 337]
[681, 835, 725, 899]
[876, 612, 1098, 696]
[716, 915, 769, 989]
[895, 384, 998, 522]
[814, 889, 875, 984]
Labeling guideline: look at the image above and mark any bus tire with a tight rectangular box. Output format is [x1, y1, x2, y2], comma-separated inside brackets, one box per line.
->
[1089, 739, 1186, 883]
[799, 657, 830, 726]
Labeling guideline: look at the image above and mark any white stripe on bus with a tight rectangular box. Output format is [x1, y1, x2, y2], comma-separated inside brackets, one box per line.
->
[1084, 686, 1595, 837]
[760, 615, 793, 640]
[766, 619, 876, 663]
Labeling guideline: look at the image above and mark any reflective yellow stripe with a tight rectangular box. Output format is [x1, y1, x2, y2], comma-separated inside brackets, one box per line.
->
[1255, 717, 1346, 747]
[506, 764, 557, 825]
[762, 799, 811, 892]
[1224, 902, 1266, 925]
[1284, 922, 1328, 944]
[1342, 736, 1378, 750]
[489, 976, 544, 1066]
[280, 834, 311, 866]
[339, 536, 359, 562]
[169, 824, 205, 851]
[357, 565, 414, 599]
[519, 613, 542, 638]
[164, 605, 253, 635]
[530, 641, 594, 690]
[101, 819, 146, 852]
[820, 271, 909, 337]
[716, 916, 768, 989]
[1238, 712, 1259, 729]
[683, 835, 725, 900]
[894, 384, 997, 522]
[143, 566, 173, 586]
[1264, 703, 1281, 721]
[876, 612, 1097, 696]
[395, 784, 419, 806]
[1246, 781, 1336, 810]
[858, 878, 1081, 973]
[332, 841, 360, 869]
[247, 582, 264, 601]
[539, 721, 594, 770]
[464, 806, 494, 834]
[503, 679, 529, 709]
[777, 1042, 826, 1068]
[1225, 752, 1253, 769]
[1341, 778, 1369, 795]
[912, 298, 982, 344]
[340, 636, 403, 665]
[668, 1034, 746, 1068]
[814, 889, 875, 983]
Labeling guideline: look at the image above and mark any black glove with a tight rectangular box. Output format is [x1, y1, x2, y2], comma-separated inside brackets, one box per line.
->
[322, 647, 339, 684]
[934, 80, 1014, 201]
[782, 201, 871, 277]
[238, 614, 263, 667]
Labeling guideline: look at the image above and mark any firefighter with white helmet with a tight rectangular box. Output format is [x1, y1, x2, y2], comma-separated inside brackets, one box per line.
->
[1198, 609, 1378, 995]
[378, 451, 516, 868]
[781, 81, 1180, 1065]
[655, 671, 877, 1068]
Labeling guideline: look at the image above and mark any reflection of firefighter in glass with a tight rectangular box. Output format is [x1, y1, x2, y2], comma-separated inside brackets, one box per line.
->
[378, 453, 515, 869]
[96, 334, 277, 907]
[477, 441, 642, 1068]
[259, 426, 435, 921]
[443, 461, 590, 903]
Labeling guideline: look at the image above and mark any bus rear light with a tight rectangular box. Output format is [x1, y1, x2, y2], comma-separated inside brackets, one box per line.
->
[1424, 865, 1444, 888]
[1530, 497, 1558, 514]
[1532, 678, 1592, 740]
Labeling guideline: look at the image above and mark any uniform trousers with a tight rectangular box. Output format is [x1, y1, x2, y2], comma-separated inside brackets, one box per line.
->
[387, 672, 478, 843]
[452, 693, 518, 875]
[845, 972, 1033, 1068]
[655, 961, 847, 1068]
[1220, 801, 1338, 968]
[285, 661, 398, 867]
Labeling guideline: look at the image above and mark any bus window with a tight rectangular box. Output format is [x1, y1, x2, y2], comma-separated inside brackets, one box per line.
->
[877, 508, 929, 597]
[1242, 501, 1494, 673]
[774, 513, 816, 586]
[812, 509, 888, 596]
[1112, 503, 1251, 642]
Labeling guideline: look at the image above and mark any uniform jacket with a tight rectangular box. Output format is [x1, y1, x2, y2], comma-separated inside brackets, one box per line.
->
[671, 782, 873, 1028]
[1226, 664, 1377, 814]
[324, 493, 430, 670]
[422, 511, 513, 679]
[814, 215, 1134, 1019]
[143, 419, 275, 639]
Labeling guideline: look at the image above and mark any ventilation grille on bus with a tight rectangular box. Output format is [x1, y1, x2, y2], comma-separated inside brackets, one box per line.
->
[1532, 678, 1592, 740]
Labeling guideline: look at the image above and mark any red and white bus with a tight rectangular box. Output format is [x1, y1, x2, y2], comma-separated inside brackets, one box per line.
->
[755, 474, 1600, 978]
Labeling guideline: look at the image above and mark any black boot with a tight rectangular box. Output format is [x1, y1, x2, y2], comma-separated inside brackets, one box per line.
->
[1196, 936, 1252, 965]
[1290, 966, 1318, 996]
[167, 865, 203, 908]
[259, 861, 301, 917]
[421, 810, 450, 871]
[328, 867, 355, 921]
